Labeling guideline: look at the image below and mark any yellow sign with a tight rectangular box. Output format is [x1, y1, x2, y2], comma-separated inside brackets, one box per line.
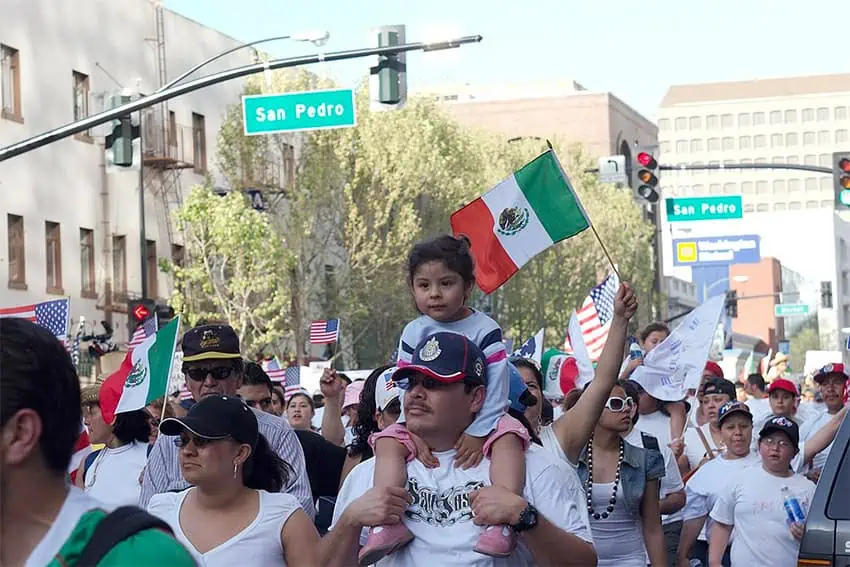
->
[676, 241, 698, 263]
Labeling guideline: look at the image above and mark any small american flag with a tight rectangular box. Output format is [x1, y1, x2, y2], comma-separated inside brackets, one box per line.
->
[178, 384, 193, 401]
[564, 273, 620, 361]
[284, 366, 301, 387]
[262, 358, 287, 383]
[0, 298, 70, 347]
[310, 319, 339, 344]
[128, 316, 158, 349]
[284, 384, 309, 402]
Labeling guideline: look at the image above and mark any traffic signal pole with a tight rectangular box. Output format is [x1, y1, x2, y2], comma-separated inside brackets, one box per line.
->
[0, 35, 483, 162]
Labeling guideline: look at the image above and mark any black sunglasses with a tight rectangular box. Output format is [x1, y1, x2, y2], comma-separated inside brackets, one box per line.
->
[183, 365, 234, 381]
[174, 432, 228, 448]
[397, 375, 475, 391]
[244, 397, 272, 409]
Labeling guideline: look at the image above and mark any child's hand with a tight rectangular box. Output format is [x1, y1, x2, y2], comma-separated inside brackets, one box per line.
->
[410, 432, 439, 469]
[454, 434, 485, 469]
[614, 282, 638, 320]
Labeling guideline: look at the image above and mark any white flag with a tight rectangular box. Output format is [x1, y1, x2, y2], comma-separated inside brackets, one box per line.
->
[630, 295, 725, 401]
[567, 312, 595, 389]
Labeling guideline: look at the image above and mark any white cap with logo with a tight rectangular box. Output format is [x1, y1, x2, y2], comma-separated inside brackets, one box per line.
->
[375, 366, 402, 412]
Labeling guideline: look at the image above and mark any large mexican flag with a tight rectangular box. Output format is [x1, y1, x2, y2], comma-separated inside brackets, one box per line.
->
[450, 150, 590, 293]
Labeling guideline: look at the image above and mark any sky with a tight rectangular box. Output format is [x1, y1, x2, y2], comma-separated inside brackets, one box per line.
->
[165, 0, 847, 119]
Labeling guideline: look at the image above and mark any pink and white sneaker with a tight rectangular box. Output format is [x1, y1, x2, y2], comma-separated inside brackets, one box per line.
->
[358, 523, 414, 566]
[473, 524, 517, 557]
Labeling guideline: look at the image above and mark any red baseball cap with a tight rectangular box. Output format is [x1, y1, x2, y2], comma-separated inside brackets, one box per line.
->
[768, 378, 798, 397]
[812, 363, 849, 384]
[704, 361, 724, 379]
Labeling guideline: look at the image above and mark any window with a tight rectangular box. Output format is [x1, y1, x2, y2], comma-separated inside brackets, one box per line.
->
[7, 214, 25, 288]
[770, 133, 783, 148]
[112, 235, 127, 300]
[723, 183, 736, 194]
[658, 118, 670, 131]
[675, 117, 687, 131]
[739, 136, 751, 149]
[806, 200, 819, 209]
[802, 108, 815, 122]
[741, 158, 753, 165]
[821, 200, 833, 208]
[743, 204, 755, 213]
[785, 132, 798, 146]
[737, 113, 751, 127]
[706, 115, 719, 129]
[756, 203, 769, 212]
[773, 180, 786, 194]
[787, 155, 800, 164]
[821, 177, 832, 191]
[755, 157, 767, 164]
[788, 201, 801, 211]
[756, 181, 768, 194]
[676, 140, 688, 153]
[772, 156, 785, 164]
[689, 116, 701, 129]
[803, 131, 815, 146]
[45, 222, 62, 293]
[836, 106, 847, 121]
[817, 107, 829, 121]
[72, 71, 89, 122]
[171, 243, 185, 267]
[804, 154, 817, 165]
[707, 138, 721, 151]
[1, 44, 21, 120]
[753, 135, 766, 148]
[708, 160, 721, 175]
[659, 141, 671, 154]
[192, 112, 207, 172]
[805, 178, 818, 192]
[709, 183, 721, 195]
[721, 114, 734, 128]
[146, 240, 158, 298]
[722, 137, 734, 150]
[788, 179, 802, 193]
[837, 129, 849, 144]
[784, 110, 797, 123]
[769, 111, 782, 125]
[692, 184, 705, 195]
[820, 154, 832, 167]
[741, 181, 754, 194]
[168, 110, 177, 149]
[774, 202, 787, 211]
[79, 228, 95, 297]
[817, 130, 830, 145]
[753, 112, 765, 125]
[690, 139, 703, 152]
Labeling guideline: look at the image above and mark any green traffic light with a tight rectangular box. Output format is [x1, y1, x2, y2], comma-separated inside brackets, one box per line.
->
[840, 189, 850, 206]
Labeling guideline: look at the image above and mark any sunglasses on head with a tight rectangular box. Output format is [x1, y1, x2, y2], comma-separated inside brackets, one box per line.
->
[174, 432, 228, 448]
[605, 396, 635, 413]
[183, 365, 234, 381]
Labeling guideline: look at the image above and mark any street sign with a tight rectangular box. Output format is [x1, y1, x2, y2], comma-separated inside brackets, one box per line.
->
[242, 88, 356, 135]
[598, 155, 627, 184]
[775, 303, 810, 317]
[665, 196, 743, 222]
[672, 235, 761, 267]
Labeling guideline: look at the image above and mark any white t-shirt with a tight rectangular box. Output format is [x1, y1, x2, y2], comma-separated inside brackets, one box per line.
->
[799, 410, 836, 471]
[25, 487, 103, 567]
[83, 441, 148, 508]
[634, 411, 683, 525]
[683, 423, 722, 470]
[331, 445, 593, 566]
[745, 397, 772, 424]
[148, 488, 300, 567]
[710, 465, 815, 567]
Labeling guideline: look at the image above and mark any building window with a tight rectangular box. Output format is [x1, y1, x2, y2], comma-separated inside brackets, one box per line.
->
[756, 203, 769, 212]
[706, 115, 719, 129]
[80, 228, 95, 297]
[689, 116, 701, 129]
[741, 182, 753, 194]
[7, 214, 25, 288]
[692, 184, 705, 195]
[784, 109, 797, 123]
[804, 154, 816, 165]
[709, 183, 721, 195]
[837, 129, 848, 144]
[690, 139, 703, 152]
[659, 141, 671, 153]
[770, 133, 783, 148]
[192, 112, 207, 173]
[773, 180, 786, 194]
[1, 44, 22, 120]
[774, 202, 786, 211]
[45, 222, 63, 293]
[112, 235, 127, 300]
[146, 240, 158, 298]
[803, 131, 815, 146]
[738, 136, 751, 149]
[785, 132, 798, 146]
[723, 183, 736, 194]
[802, 108, 815, 122]
[676, 140, 688, 153]
[835, 106, 847, 121]
[817, 107, 829, 121]
[707, 138, 721, 151]
[754, 157, 767, 164]
[817, 130, 830, 145]
[721, 114, 734, 128]
[788, 179, 802, 193]
[658, 118, 670, 131]
[819, 153, 832, 167]
[821, 177, 832, 191]
[72, 71, 89, 121]
[722, 137, 734, 150]
[756, 181, 768, 194]
[740, 158, 753, 165]
[769, 110, 782, 125]
[753, 112, 765, 125]
[171, 243, 185, 267]
[805, 178, 818, 192]
[743, 204, 755, 213]
[753, 135, 766, 148]
[772, 156, 784, 164]
[787, 155, 799, 164]
[674, 117, 687, 131]
[737, 113, 751, 127]
[806, 200, 819, 209]
[821, 200, 833, 208]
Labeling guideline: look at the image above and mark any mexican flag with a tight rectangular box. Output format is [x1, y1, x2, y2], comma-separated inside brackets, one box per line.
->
[111, 317, 181, 418]
[451, 150, 590, 293]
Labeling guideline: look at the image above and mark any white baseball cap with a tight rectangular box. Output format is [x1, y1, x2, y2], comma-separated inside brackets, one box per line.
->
[375, 366, 402, 412]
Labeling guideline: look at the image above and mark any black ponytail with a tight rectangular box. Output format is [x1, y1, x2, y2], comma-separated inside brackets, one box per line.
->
[242, 434, 293, 492]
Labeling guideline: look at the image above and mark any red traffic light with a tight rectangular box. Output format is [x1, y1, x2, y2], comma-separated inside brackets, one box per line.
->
[840, 158, 850, 173]
[637, 152, 656, 168]
[132, 304, 150, 321]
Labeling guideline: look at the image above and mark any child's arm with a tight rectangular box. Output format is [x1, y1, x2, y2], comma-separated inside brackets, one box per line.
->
[489, 433, 525, 495]
[666, 401, 688, 454]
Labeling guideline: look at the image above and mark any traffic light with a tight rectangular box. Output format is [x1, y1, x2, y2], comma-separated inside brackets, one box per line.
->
[725, 290, 738, 318]
[104, 93, 139, 167]
[834, 152, 850, 209]
[127, 299, 155, 334]
[371, 25, 407, 109]
[821, 281, 833, 309]
[630, 145, 660, 204]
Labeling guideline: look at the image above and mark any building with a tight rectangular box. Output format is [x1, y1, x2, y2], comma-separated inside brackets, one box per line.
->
[665, 275, 699, 320]
[0, 0, 265, 349]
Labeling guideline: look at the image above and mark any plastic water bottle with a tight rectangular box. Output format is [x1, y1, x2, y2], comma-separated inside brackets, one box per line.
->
[781, 485, 806, 524]
[628, 337, 643, 360]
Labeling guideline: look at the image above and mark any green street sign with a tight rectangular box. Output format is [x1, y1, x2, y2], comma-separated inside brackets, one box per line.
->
[665, 196, 743, 222]
[775, 303, 810, 317]
[242, 88, 356, 135]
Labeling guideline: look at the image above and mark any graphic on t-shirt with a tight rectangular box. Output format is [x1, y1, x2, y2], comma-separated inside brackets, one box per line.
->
[405, 477, 484, 526]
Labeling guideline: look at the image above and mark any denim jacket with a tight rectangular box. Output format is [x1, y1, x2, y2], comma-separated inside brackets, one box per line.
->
[576, 439, 666, 517]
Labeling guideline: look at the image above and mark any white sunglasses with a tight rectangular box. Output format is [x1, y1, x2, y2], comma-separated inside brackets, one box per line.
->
[605, 396, 635, 413]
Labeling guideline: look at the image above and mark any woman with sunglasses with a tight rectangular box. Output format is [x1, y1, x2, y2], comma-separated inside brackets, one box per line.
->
[576, 381, 667, 566]
[147, 394, 319, 566]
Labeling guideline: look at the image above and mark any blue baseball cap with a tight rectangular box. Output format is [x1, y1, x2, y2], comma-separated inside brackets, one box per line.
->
[393, 332, 487, 386]
[508, 362, 537, 413]
[717, 400, 752, 425]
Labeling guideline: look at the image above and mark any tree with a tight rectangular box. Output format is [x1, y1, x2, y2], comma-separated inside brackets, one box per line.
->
[160, 186, 293, 356]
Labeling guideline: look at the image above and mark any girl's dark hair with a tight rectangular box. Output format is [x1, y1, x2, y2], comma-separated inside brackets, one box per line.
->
[512, 358, 544, 390]
[286, 392, 314, 410]
[407, 234, 475, 286]
[620, 380, 642, 426]
[639, 322, 670, 343]
[349, 364, 393, 459]
[112, 409, 152, 444]
[242, 434, 293, 492]
[508, 407, 541, 446]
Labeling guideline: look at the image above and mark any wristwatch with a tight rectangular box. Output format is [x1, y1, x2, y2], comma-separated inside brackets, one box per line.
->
[512, 503, 539, 533]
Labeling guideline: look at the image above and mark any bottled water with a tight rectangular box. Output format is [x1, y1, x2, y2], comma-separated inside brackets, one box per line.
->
[627, 336, 643, 360]
[781, 485, 806, 524]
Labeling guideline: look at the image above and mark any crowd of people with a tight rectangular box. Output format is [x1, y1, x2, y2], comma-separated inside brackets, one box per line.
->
[1, 234, 848, 566]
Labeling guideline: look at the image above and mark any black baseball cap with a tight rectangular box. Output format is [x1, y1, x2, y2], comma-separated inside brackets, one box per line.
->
[759, 415, 799, 448]
[717, 400, 752, 425]
[393, 332, 487, 386]
[701, 377, 736, 400]
[160, 394, 259, 448]
[182, 324, 241, 362]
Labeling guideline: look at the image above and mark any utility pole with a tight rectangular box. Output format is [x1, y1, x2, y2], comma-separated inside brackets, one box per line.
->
[138, 110, 148, 300]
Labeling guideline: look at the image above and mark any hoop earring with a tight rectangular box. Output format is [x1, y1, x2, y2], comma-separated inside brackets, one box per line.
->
[233, 462, 238, 479]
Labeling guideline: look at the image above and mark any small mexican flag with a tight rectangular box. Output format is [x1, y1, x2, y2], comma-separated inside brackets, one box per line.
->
[104, 317, 181, 421]
[451, 150, 590, 293]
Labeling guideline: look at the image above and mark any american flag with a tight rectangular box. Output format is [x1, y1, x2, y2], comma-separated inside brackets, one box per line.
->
[262, 357, 287, 383]
[564, 273, 620, 361]
[284, 384, 310, 402]
[284, 366, 300, 387]
[128, 316, 158, 349]
[310, 319, 339, 344]
[0, 298, 70, 347]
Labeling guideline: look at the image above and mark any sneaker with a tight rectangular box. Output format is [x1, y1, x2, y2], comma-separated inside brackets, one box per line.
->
[358, 523, 415, 566]
[473, 524, 517, 557]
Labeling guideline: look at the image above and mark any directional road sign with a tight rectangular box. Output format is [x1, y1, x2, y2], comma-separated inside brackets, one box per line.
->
[242, 88, 356, 135]
[774, 303, 810, 317]
[598, 155, 627, 184]
[666, 196, 743, 222]
[672, 234, 760, 267]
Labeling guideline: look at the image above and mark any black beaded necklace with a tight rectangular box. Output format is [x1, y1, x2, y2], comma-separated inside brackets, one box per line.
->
[584, 434, 625, 520]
